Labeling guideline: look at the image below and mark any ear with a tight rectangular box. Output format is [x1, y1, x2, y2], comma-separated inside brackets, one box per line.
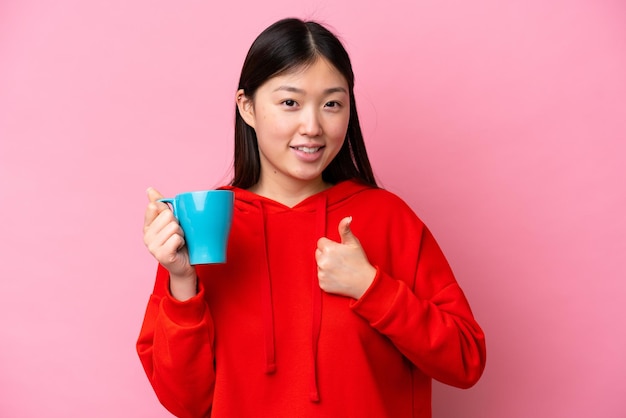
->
[236, 89, 256, 129]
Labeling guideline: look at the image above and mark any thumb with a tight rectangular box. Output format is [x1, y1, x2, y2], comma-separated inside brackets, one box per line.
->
[146, 187, 164, 203]
[338, 216, 358, 245]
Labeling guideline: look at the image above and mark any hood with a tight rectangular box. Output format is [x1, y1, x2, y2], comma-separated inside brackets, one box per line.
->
[218, 179, 372, 402]
[222, 178, 371, 213]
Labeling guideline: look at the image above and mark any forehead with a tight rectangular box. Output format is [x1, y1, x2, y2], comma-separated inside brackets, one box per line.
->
[267, 57, 348, 88]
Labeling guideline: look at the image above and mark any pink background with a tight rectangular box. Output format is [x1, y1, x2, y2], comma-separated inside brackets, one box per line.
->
[1, 0, 625, 416]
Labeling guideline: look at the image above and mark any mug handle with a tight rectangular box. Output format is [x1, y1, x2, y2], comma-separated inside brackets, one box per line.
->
[158, 198, 177, 218]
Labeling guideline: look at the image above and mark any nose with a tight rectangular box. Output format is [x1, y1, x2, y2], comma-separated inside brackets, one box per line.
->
[299, 107, 323, 137]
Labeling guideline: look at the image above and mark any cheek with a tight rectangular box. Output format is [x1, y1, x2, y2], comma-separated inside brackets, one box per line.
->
[256, 111, 293, 137]
[326, 118, 350, 143]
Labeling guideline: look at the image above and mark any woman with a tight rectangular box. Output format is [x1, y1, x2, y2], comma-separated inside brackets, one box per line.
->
[138, 17, 486, 418]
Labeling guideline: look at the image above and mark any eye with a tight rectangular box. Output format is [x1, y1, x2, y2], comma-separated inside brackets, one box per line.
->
[324, 101, 342, 109]
[282, 99, 297, 107]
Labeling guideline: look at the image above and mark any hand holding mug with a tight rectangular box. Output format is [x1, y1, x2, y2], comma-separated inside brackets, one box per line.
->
[143, 187, 195, 280]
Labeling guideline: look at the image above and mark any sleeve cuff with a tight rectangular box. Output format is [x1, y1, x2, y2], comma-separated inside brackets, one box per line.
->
[161, 281, 207, 327]
[350, 266, 401, 323]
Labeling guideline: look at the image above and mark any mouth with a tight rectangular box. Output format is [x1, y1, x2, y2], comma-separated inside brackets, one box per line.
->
[291, 146, 324, 154]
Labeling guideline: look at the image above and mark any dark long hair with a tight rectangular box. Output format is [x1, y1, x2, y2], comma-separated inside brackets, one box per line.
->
[232, 18, 377, 189]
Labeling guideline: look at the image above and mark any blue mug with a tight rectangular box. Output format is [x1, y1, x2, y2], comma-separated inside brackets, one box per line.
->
[159, 190, 234, 264]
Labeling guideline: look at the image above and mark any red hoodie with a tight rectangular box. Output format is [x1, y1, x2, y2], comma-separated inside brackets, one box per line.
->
[137, 180, 486, 417]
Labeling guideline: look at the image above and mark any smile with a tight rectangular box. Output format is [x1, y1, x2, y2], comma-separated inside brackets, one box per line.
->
[292, 146, 323, 154]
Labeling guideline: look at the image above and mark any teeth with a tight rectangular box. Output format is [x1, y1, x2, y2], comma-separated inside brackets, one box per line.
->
[295, 146, 320, 153]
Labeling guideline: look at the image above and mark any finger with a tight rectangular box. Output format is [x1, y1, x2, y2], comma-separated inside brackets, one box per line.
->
[144, 202, 160, 229]
[146, 220, 184, 253]
[144, 190, 171, 229]
[146, 187, 164, 203]
[163, 232, 186, 253]
[315, 247, 323, 263]
[151, 233, 187, 265]
[338, 216, 357, 245]
[317, 236, 332, 250]
[144, 211, 179, 250]
[144, 201, 172, 231]
[155, 212, 183, 238]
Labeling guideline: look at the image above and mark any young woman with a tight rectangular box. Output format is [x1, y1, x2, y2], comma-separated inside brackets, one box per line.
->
[138, 18, 486, 418]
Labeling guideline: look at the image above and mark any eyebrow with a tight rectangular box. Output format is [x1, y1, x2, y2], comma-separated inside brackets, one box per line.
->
[273, 86, 348, 95]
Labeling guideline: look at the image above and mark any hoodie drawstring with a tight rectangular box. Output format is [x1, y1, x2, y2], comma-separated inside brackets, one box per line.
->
[254, 195, 327, 402]
[254, 200, 277, 374]
[310, 195, 326, 402]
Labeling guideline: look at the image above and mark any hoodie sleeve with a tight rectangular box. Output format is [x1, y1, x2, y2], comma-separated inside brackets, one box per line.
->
[136, 264, 216, 418]
[350, 224, 486, 389]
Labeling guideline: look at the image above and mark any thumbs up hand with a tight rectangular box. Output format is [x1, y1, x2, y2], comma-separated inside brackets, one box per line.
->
[315, 217, 376, 299]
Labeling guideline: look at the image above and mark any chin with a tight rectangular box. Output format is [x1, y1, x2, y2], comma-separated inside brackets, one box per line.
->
[291, 172, 324, 183]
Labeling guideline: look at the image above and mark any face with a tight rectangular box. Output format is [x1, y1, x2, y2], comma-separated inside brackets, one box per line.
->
[237, 57, 350, 191]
